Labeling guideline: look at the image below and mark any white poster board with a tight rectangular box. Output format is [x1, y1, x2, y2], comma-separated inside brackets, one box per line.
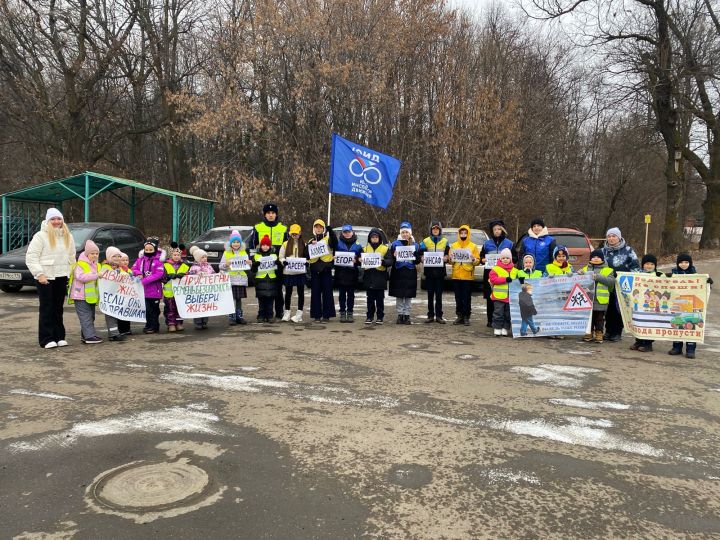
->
[308, 241, 330, 259]
[258, 256, 277, 273]
[395, 245, 416, 262]
[484, 253, 499, 269]
[334, 251, 356, 267]
[423, 252, 444, 267]
[173, 273, 235, 318]
[284, 257, 307, 275]
[98, 270, 146, 322]
[361, 253, 382, 269]
[229, 255, 251, 271]
[451, 248, 472, 263]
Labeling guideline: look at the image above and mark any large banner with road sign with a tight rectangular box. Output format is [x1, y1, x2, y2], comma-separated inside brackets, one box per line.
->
[173, 273, 235, 319]
[616, 272, 709, 343]
[98, 270, 147, 322]
[509, 275, 595, 338]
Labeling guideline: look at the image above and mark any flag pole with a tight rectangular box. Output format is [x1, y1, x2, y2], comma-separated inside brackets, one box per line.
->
[327, 192, 332, 225]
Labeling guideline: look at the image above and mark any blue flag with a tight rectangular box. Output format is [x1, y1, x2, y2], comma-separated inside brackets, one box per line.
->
[329, 133, 401, 209]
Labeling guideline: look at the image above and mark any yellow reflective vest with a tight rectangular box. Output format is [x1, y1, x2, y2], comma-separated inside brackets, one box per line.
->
[582, 265, 613, 305]
[67, 260, 98, 305]
[545, 262, 573, 276]
[490, 266, 518, 301]
[163, 262, 190, 298]
[255, 222, 287, 247]
[517, 268, 542, 279]
[362, 243, 388, 271]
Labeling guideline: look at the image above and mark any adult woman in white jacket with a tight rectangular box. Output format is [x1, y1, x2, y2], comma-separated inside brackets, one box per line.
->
[25, 208, 76, 348]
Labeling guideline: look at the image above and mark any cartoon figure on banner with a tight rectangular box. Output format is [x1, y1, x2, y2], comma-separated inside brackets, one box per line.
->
[632, 289, 640, 311]
[518, 283, 540, 337]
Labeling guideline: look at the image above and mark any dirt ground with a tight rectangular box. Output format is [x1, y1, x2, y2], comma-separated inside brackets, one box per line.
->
[1, 260, 719, 539]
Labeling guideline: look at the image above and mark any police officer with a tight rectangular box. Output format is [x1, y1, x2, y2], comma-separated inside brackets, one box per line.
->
[248, 203, 288, 318]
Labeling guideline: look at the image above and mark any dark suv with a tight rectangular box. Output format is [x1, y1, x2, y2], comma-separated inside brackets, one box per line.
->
[0, 223, 145, 293]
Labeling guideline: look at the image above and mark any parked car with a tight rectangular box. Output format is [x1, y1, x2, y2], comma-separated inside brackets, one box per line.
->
[516, 227, 593, 270]
[419, 227, 489, 290]
[187, 226, 254, 272]
[0, 223, 145, 293]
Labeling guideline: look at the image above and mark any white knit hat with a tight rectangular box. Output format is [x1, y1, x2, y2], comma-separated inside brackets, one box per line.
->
[105, 246, 122, 260]
[45, 208, 63, 221]
[190, 245, 207, 262]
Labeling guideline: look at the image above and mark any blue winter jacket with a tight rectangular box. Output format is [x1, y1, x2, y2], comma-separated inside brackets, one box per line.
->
[602, 239, 640, 273]
[519, 229, 555, 271]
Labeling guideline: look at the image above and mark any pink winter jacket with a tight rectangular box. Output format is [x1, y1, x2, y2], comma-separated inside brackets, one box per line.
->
[69, 252, 98, 301]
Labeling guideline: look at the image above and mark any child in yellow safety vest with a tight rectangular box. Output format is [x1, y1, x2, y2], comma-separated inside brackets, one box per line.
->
[545, 246, 573, 276]
[578, 248, 615, 343]
[69, 240, 103, 344]
[488, 248, 516, 337]
[252, 235, 279, 323]
[219, 231, 249, 326]
[163, 242, 191, 332]
[101, 246, 128, 341]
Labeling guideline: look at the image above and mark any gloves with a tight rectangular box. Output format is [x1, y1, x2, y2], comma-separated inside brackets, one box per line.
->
[666, 272, 673, 278]
[176, 273, 186, 280]
[506, 277, 512, 284]
[166, 273, 177, 280]
[708, 277, 714, 285]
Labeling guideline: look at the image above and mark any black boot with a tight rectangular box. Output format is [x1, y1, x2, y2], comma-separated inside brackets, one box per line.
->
[453, 316, 464, 325]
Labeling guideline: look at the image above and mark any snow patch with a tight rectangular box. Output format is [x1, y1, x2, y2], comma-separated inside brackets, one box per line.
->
[549, 398, 635, 411]
[482, 467, 540, 485]
[10, 389, 73, 401]
[161, 372, 290, 393]
[511, 364, 601, 388]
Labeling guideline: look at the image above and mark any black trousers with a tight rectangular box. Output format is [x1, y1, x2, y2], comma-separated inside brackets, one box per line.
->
[425, 276, 444, 318]
[284, 284, 305, 311]
[144, 298, 161, 332]
[486, 297, 495, 325]
[274, 266, 285, 318]
[453, 280, 473, 317]
[605, 290, 624, 336]
[118, 319, 131, 334]
[366, 289, 385, 320]
[36, 277, 68, 347]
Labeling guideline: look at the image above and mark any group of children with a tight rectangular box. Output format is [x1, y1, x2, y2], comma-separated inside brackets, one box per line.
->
[66, 222, 710, 360]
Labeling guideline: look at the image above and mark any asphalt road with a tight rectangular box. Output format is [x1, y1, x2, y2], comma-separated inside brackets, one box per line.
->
[1, 262, 719, 539]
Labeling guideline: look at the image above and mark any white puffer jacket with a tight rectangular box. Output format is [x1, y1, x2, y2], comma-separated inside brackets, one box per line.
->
[25, 221, 76, 280]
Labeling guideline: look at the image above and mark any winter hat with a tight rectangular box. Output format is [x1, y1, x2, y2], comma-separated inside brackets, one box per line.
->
[368, 228, 382, 243]
[168, 241, 183, 256]
[676, 253, 693, 266]
[641, 253, 658, 267]
[289, 224, 301, 235]
[84, 239, 100, 254]
[342, 224, 353, 232]
[430, 221, 442, 233]
[522, 254, 535, 267]
[229, 230, 243, 244]
[553, 246, 568, 259]
[489, 219, 506, 229]
[260, 234, 272, 247]
[190, 245, 207, 262]
[313, 218, 326, 230]
[45, 208, 64, 221]
[589, 248, 605, 262]
[263, 203, 279, 215]
[105, 246, 122, 260]
[606, 227, 622, 240]
[499, 248, 513, 260]
[119, 252, 129, 261]
[530, 217, 545, 228]
[399, 221, 412, 234]
[144, 236, 160, 251]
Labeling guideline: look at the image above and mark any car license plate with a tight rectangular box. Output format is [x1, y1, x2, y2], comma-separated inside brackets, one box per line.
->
[570, 256, 578, 262]
[206, 251, 219, 258]
[0, 272, 22, 280]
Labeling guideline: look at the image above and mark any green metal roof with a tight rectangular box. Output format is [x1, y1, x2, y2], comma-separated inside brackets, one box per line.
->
[1, 171, 214, 203]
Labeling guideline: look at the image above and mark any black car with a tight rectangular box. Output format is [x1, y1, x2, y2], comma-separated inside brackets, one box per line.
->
[0, 223, 146, 293]
[187, 226, 255, 272]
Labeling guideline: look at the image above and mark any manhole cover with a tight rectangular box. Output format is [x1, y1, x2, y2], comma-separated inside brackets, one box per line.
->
[92, 460, 213, 512]
[387, 463, 433, 488]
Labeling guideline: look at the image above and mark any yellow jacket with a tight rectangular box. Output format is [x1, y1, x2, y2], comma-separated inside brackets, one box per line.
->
[449, 225, 480, 281]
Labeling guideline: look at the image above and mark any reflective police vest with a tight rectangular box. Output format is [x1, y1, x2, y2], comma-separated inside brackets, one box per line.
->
[422, 236, 448, 253]
[67, 260, 98, 305]
[517, 269, 542, 279]
[254, 253, 277, 279]
[363, 243, 388, 271]
[255, 222, 287, 246]
[582, 265, 613, 305]
[491, 266, 518, 301]
[545, 263, 573, 276]
[308, 234, 334, 263]
[163, 262, 190, 298]
[222, 250, 249, 278]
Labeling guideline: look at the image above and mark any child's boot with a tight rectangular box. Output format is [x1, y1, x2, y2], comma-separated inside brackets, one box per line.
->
[594, 331, 603, 343]
[228, 313, 237, 326]
[176, 321, 184, 332]
[346, 312, 354, 323]
[290, 310, 303, 323]
[668, 342, 683, 355]
[685, 342, 696, 359]
[339, 311, 347, 323]
[493, 328, 502, 337]
[582, 333, 593, 342]
[168, 325, 176, 332]
[281, 310, 291, 322]
[236, 308, 247, 325]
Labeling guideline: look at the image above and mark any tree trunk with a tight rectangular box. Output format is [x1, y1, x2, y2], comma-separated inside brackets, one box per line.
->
[700, 146, 720, 248]
[661, 152, 685, 252]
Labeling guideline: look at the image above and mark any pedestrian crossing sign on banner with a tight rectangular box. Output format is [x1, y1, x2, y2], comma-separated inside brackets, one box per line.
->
[562, 283, 593, 311]
[619, 275, 634, 294]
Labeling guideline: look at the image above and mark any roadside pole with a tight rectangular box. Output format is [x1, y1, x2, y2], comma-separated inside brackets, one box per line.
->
[644, 214, 651, 254]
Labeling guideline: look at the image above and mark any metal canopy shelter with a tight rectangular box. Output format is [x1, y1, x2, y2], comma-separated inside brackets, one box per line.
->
[1, 171, 215, 253]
